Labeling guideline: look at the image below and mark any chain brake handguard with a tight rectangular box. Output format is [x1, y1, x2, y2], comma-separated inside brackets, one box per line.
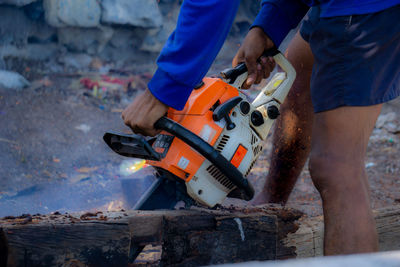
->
[103, 132, 161, 161]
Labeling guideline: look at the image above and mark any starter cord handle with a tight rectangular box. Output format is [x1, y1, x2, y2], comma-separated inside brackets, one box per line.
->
[154, 117, 255, 200]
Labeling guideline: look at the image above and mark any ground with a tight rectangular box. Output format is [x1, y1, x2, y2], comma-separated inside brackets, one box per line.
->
[1, 61, 399, 218]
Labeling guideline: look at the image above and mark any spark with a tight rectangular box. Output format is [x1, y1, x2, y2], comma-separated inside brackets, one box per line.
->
[119, 159, 147, 176]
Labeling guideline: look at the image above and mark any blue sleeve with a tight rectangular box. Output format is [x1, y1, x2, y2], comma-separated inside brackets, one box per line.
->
[148, 0, 240, 110]
[252, 0, 313, 46]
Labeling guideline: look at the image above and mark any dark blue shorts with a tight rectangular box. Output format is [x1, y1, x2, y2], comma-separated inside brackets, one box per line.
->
[300, 5, 400, 112]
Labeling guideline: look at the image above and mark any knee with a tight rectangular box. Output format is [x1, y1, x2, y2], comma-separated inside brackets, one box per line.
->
[308, 151, 364, 198]
[308, 153, 332, 196]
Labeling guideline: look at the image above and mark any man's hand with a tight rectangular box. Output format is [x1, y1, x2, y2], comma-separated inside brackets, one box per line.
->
[232, 27, 276, 89]
[122, 89, 169, 136]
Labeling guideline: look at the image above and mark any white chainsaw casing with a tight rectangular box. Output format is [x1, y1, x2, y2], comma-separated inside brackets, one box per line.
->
[186, 98, 264, 207]
[186, 52, 296, 207]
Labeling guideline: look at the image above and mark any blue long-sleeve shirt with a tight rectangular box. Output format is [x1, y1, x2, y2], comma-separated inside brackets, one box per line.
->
[148, 0, 400, 110]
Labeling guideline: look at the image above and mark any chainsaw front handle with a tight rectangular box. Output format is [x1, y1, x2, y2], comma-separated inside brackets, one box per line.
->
[155, 117, 255, 200]
[221, 48, 296, 104]
[251, 52, 296, 107]
[221, 47, 279, 86]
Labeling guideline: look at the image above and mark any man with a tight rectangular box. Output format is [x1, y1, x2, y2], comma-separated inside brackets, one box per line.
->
[122, 0, 400, 255]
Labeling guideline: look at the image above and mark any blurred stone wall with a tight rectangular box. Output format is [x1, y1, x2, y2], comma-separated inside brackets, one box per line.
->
[0, 0, 261, 72]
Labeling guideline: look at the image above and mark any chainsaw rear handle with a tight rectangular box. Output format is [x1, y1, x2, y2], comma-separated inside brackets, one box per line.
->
[221, 47, 280, 85]
[155, 117, 255, 200]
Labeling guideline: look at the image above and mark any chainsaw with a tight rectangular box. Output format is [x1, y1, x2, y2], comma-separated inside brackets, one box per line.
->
[104, 48, 295, 210]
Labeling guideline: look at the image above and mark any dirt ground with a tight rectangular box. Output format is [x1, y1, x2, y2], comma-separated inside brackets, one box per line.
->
[0, 63, 399, 218]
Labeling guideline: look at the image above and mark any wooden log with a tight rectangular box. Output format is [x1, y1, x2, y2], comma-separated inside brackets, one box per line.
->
[375, 205, 400, 252]
[0, 229, 8, 267]
[1, 212, 132, 267]
[161, 212, 277, 265]
[159, 205, 303, 265]
[0, 206, 302, 267]
[282, 205, 400, 257]
[1, 205, 399, 266]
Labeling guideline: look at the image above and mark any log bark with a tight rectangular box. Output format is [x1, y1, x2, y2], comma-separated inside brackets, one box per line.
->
[1, 205, 399, 266]
[0, 206, 302, 267]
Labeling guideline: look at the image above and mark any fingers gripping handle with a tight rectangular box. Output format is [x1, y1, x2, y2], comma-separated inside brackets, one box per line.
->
[154, 117, 255, 200]
[221, 48, 296, 100]
[221, 47, 280, 88]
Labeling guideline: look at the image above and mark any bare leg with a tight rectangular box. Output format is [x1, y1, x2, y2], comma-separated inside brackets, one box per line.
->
[309, 105, 380, 255]
[253, 32, 314, 204]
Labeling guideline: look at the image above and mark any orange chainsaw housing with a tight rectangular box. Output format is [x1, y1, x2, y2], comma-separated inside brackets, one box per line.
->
[148, 77, 239, 182]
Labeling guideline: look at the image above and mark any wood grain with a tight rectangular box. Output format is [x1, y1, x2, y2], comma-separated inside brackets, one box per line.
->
[282, 205, 400, 257]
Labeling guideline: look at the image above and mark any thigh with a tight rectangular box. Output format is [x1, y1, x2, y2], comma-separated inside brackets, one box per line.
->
[285, 31, 314, 69]
[276, 31, 314, 140]
[282, 31, 314, 113]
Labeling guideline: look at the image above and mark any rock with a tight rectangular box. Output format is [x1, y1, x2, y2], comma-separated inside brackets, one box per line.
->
[97, 44, 140, 65]
[22, 0, 45, 20]
[43, 0, 101, 27]
[108, 28, 144, 49]
[376, 112, 397, 129]
[75, 124, 91, 134]
[0, 44, 58, 61]
[140, 2, 179, 53]
[101, 0, 162, 28]
[235, 0, 261, 25]
[0, 58, 5, 69]
[365, 162, 376, 168]
[384, 122, 400, 134]
[59, 53, 92, 69]
[0, 6, 56, 46]
[140, 28, 169, 53]
[0, 3, 57, 62]
[0, 0, 37, 6]
[376, 112, 400, 134]
[231, 0, 261, 35]
[0, 6, 34, 46]
[58, 26, 113, 54]
[0, 70, 30, 89]
[370, 128, 398, 143]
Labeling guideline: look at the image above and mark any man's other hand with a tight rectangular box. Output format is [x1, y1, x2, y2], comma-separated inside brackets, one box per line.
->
[232, 27, 276, 89]
[122, 89, 169, 136]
